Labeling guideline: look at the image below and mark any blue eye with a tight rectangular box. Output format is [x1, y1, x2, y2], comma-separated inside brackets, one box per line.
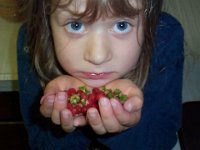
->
[65, 21, 85, 33]
[113, 21, 132, 33]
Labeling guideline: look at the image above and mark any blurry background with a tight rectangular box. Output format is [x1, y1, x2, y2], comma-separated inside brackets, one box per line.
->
[0, 0, 22, 91]
[163, 0, 200, 103]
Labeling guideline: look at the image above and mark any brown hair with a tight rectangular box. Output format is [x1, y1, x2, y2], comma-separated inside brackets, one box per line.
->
[24, 0, 163, 88]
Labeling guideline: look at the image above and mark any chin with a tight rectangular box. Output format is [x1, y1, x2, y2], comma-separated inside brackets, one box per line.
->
[81, 79, 112, 88]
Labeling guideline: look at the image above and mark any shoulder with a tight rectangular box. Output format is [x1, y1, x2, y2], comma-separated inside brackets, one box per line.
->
[17, 24, 27, 52]
[159, 12, 182, 25]
[155, 12, 184, 48]
[152, 12, 184, 69]
[157, 12, 184, 34]
[17, 24, 42, 94]
[154, 12, 184, 50]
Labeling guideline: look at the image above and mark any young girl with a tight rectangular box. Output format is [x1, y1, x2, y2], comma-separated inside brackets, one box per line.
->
[17, 0, 184, 149]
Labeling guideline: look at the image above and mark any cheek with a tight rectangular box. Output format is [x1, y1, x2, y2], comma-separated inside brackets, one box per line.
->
[121, 48, 141, 70]
[55, 48, 77, 68]
[125, 34, 144, 70]
[114, 37, 142, 71]
[51, 21, 80, 73]
[54, 41, 75, 72]
[52, 32, 73, 67]
[54, 40, 85, 74]
[116, 27, 143, 71]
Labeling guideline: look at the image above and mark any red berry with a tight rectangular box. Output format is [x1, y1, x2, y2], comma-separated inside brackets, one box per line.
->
[95, 92, 106, 100]
[75, 104, 82, 114]
[88, 93, 96, 103]
[67, 88, 76, 97]
[91, 103, 99, 109]
[67, 103, 76, 115]
[82, 106, 88, 114]
[92, 88, 101, 94]
[66, 86, 127, 116]
[77, 90, 88, 100]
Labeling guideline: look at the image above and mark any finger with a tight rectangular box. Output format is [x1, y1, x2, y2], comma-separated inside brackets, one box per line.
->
[111, 98, 142, 127]
[87, 108, 106, 135]
[40, 95, 55, 118]
[60, 109, 76, 132]
[73, 115, 87, 127]
[123, 95, 143, 112]
[51, 92, 67, 124]
[98, 98, 122, 133]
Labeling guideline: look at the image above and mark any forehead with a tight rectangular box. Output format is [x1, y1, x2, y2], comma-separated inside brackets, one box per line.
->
[53, 0, 142, 13]
[58, 0, 87, 12]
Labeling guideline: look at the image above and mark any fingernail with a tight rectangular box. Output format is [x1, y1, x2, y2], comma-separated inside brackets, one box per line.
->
[40, 95, 49, 104]
[40, 96, 45, 104]
[111, 99, 118, 108]
[57, 92, 66, 101]
[74, 119, 80, 127]
[47, 95, 54, 105]
[100, 98, 109, 107]
[125, 102, 133, 112]
[88, 109, 97, 118]
[61, 110, 70, 119]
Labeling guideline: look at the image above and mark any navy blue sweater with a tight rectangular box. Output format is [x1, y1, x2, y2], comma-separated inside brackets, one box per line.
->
[17, 12, 184, 150]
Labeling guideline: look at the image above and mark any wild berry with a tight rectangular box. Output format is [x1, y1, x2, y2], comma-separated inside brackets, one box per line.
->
[70, 94, 80, 104]
[95, 91, 106, 100]
[67, 88, 76, 97]
[66, 86, 128, 116]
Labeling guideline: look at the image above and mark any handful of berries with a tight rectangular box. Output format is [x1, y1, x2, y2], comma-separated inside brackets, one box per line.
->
[66, 86, 128, 116]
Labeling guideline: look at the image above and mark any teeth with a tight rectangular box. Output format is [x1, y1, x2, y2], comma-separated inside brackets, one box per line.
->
[91, 73, 103, 76]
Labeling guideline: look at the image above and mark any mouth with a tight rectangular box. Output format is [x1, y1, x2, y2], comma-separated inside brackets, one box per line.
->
[79, 72, 113, 80]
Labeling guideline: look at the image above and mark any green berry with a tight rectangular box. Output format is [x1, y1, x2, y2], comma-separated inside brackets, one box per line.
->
[70, 94, 80, 104]
[79, 86, 89, 94]
[107, 92, 113, 99]
[114, 88, 121, 97]
[80, 98, 87, 105]
[119, 94, 128, 102]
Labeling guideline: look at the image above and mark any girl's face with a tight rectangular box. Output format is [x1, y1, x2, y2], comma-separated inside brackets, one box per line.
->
[50, 0, 144, 88]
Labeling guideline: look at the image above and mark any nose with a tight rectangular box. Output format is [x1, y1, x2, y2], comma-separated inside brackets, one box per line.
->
[84, 31, 112, 65]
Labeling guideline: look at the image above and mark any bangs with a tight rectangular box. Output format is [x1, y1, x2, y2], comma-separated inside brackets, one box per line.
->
[52, 0, 142, 23]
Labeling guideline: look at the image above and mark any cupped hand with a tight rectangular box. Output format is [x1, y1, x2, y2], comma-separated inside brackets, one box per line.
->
[40, 75, 89, 132]
[86, 79, 143, 135]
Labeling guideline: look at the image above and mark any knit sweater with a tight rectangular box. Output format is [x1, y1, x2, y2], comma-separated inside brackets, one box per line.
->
[17, 12, 184, 150]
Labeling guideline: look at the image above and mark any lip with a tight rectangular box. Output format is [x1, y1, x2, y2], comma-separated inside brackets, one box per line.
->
[80, 72, 113, 80]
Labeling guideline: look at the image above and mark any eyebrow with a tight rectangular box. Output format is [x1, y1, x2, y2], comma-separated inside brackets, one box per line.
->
[52, 1, 141, 24]
[55, 0, 87, 15]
